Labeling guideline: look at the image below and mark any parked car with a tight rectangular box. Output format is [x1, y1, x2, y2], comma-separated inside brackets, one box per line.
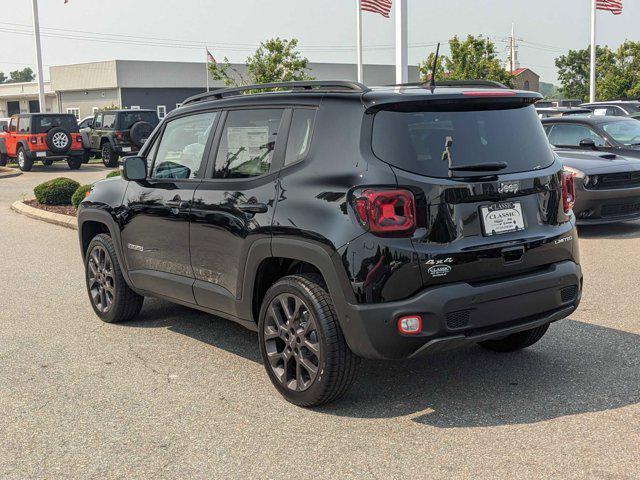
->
[77, 80, 582, 407]
[84, 109, 159, 167]
[0, 117, 10, 133]
[78, 116, 94, 130]
[556, 149, 640, 224]
[0, 113, 86, 171]
[536, 107, 592, 119]
[542, 115, 640, 159]
[580, 101, 640, 117]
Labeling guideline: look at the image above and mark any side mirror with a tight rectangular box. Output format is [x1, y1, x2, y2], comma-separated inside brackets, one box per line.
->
[579, 138, 597, 149]
[120, 156, 146, 181]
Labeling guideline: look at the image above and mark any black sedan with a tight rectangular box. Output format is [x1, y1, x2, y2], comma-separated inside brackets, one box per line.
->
[556, 148, 640, 224]
[542, 115, 640, 159]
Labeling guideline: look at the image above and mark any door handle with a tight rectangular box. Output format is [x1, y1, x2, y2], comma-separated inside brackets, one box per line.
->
[166, 199, 190, 209]
[238, 202, 268, 214]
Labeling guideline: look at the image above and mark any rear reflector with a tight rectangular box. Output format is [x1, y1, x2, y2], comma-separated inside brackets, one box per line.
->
[398, 315, 422, 335]
[462, 90, 517, 97]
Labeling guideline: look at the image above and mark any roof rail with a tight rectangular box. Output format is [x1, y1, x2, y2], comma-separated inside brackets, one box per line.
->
[182, 80, 369, 106]
[386, 80, 508, 89]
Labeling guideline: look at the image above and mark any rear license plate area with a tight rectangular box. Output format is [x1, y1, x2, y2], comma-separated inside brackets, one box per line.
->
[480, 201, 525, 236]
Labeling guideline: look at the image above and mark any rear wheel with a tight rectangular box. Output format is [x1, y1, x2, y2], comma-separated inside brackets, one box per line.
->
[16, 147, 33, 172]
[67, 157, 82, 170]
[85, 234, 144, 323]
[258, 274, 359, 407]
[478, 324, 550, 352]
[102, 143, 119, 168]
[0, 152, 7, 167]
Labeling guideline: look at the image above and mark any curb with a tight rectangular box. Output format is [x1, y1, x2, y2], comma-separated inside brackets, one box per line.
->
[0, 167, 22, 179]
[10, 200, 78, 231]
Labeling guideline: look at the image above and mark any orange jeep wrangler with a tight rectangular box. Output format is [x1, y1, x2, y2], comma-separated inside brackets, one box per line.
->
[0, 113, 87, 171]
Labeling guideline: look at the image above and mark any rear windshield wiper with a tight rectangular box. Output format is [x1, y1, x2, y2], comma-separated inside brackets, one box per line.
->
[449, 162, 508, 172]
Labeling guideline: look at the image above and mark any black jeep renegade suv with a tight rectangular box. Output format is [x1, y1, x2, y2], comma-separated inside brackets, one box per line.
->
[77, 80, 582, 407]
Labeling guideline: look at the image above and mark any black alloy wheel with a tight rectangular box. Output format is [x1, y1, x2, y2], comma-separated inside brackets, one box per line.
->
[263, 292, 321, 392]
[87, 244, 115, 314]
[102, 143, 118, 168]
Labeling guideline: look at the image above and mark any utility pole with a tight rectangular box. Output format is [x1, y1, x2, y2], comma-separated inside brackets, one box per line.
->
[356, 0, 363, 83]
[507, 23, 519, 73]
[31, 0, 46, 113]
[589, 0, 597, 102]
[395, 0, 408, 84]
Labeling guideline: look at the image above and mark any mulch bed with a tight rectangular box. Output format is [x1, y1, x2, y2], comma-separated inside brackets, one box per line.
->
[24, 200, 76, 217]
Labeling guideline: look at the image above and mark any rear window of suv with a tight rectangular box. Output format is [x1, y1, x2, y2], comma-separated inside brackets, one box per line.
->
[32, 115, 79, 134]
[372, 104, 555, 178]
[117, 111, 159, 130]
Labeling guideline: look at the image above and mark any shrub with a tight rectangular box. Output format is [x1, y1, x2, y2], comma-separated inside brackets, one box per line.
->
[71, 184, 93, 209]
[106, 170, 120, 178]
[33, 177, 80, 205]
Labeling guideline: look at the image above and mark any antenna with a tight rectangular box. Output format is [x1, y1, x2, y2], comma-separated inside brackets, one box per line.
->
[429, 42, 441, 91]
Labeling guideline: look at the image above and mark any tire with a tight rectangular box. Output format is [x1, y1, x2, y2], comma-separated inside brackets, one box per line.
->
[42, 159, 54, 166]
[85, 233, 144, 323]
[258, 273, 360, 407]
[45, 127, 72, 154]
[129, 121, 154, 148]
[478, 324, 550, 353]
[102, 142, 119, 168]
[81, 150, 91, 164]
[16, 147, 33, 172]
[0, 152, 8, 167]
[67, 157, 82, 170]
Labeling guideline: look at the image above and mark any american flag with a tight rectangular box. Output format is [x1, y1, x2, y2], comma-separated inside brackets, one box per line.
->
[360, 0, 392, 18]
[596, 0, 623, 15]
[206, 49, 216, 64]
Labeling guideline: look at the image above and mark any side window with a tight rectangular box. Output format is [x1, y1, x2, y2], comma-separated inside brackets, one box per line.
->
[214, 109, 284, 179]
[151, 111, 217, 180]
[284, 109, 317, 166]
[18, 117, 30, 133]
[94, 114, 103, 129]
[9, 118, 16, 132]
[102, 114, 116, 129]
[547, 124, 605, 147]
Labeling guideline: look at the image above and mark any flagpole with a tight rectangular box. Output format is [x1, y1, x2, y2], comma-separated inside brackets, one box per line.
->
[205, 47, 210, 92]
[31, 0, 46, 112]
[356, 0, 363, 83]
[589, 0, 597, 102]
[395, 0, 408, 84]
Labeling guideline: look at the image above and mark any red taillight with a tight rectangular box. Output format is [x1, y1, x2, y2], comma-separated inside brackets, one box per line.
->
[462, 90, 517, 97]
[398, 315, 422, 335]
[353, 188, 416, 235]
[562, 171, 576, 213]
[115, 131, 125, 140]
[75, 135, 82, 143]
[30, 136, 37, 144]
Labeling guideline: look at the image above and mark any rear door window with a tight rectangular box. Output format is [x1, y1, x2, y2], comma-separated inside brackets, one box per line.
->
[102, 114, 116, 129]
[18, 117, 30, 133]
[372, 104, 554, 178]
[284, 109, 316, 166]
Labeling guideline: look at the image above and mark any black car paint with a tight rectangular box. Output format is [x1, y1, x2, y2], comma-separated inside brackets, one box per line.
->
[78, 87, 582, 360]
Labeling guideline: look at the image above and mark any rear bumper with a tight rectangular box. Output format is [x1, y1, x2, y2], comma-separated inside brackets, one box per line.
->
[26, 149, 84, 160]
[113, 144, 139, 156]
[338, 260, 582, 359]
[574, 183, 640, 224]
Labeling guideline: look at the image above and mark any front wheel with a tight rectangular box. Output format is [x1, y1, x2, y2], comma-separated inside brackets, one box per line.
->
[478, 324, 550, 353]
[102, 143, 119, 168]
[81, 150, 91, 164]
[85, 234, 144, 323]
[16, 147, 33, 172]
[258, 274, 360, 407]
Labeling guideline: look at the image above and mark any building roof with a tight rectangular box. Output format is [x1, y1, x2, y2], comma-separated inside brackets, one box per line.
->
[512, 67, 538, 77]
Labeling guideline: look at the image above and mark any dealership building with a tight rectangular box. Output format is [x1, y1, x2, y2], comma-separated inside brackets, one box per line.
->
[0, 59, 420, 121]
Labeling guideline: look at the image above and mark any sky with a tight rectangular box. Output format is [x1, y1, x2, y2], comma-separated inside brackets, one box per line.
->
[0, 0, 638, 85]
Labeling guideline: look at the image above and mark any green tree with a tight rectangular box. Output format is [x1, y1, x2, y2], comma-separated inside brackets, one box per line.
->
[7, 67, 35, 83]
[554, 41, 640, 101]
[209, 37, 313, 87]
[0, 72, 6, 84]
[419, 35, 514, 87]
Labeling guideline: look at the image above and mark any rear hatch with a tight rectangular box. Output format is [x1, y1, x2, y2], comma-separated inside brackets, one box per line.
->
[370, 95, 576, 288]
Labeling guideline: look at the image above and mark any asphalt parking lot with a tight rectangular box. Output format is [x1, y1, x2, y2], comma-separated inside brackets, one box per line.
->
[1, 165, 639, 479]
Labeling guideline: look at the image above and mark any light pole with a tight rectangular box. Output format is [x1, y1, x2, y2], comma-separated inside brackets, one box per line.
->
[31, 0, 46, 112]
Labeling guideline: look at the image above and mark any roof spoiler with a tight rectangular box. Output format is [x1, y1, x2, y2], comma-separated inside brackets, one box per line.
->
[183, 80, 370, 106]
[385, 80, 508, 89]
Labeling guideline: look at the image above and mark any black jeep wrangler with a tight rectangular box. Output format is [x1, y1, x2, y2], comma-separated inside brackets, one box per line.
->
[77, 81, 582, 407]
[84, 109, 159, 167]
